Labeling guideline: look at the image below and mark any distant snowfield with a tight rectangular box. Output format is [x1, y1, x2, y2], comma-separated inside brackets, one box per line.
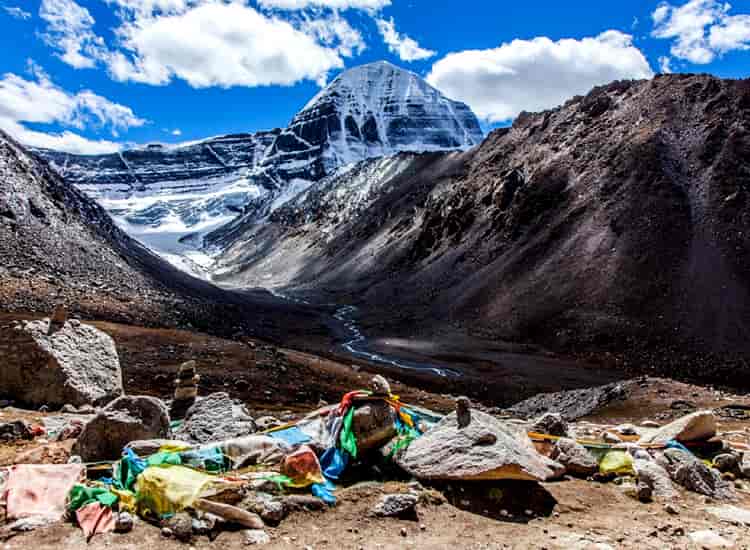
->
[100, 172, 270, 279]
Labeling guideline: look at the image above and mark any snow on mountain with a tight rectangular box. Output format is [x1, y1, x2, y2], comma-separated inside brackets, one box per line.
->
[289, 61, 484, 170]
[36, 61, 484, 277]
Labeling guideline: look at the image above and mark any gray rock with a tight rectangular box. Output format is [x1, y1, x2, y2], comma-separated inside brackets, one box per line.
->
[191, 515, 216, 535]
[352, 401, 397, 450]
[714, 453, 739, 473]
[0, 319, 122, 408]
[165, 512, 193, 542]
[530, 413, 570, 437]
[741, 454, 750, 479]
[74, 395, 171, 461]
[635, 459, 677, 499]
[656, 448, 735, 500]
[706, 505, 750, 526]
[507, 382, 627, 421]
[616, 424, 639, 436]
[371, 375, 391, 396]
[6, 516, 58, 532]
[0, 420, 33, 441]
[688, 530, 733, 549]
[551, 438, 598, 477]
[639, 410, 716, 445]
[115, 512, 134, 533]
[372, 493, 419, 518]
[665, 503, 680, 515]
[242, 492, 286, 524]
[243, 529, 270, 545]
[282, 495, 327, 512]
[456, 397, 472, 428]
[396, 409, 555, 481]
[174, 393, 256, 444]
[637, 482, 653, 502]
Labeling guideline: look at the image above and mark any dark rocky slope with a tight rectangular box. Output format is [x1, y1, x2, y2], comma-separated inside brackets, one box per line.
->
[0, 130, 325, 344]
[213, 74, 750, 385]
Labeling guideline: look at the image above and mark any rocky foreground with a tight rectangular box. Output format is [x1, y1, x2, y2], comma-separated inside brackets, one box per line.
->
[0, 316, 749, 549]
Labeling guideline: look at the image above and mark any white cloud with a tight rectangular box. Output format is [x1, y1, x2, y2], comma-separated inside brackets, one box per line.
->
[299, 11, 366, 57]
[658, 55, 674, 73]
[1, 119, 122, 154]
[0, 69, 145, 154]
[171, 128, 182, 136]
[39, 0, 106, 69]
[257, 0, 389, 10]
[104, 2, 345, 87]
[426, 31, 654, 122]
[652, 0, 750, 64]
[375, 17, 435, 62]
[4, 6, 31, 19]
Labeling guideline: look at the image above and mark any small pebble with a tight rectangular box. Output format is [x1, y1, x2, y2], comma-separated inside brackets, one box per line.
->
[400, 527, 408, 537]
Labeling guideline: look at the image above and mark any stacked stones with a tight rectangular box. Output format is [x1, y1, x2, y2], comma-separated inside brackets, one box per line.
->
[170, 361, 200, 420]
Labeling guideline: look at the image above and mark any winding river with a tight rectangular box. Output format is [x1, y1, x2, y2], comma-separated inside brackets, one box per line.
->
[267, 289, 460, 378]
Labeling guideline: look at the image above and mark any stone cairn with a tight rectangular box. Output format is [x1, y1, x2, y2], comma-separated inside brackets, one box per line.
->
[170, 360, 200, 420]
[48, 304, 68, 335]
[456, 396, 471, 428]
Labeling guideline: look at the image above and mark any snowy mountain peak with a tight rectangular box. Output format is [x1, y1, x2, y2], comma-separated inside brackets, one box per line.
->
[291, 61, 484, 169]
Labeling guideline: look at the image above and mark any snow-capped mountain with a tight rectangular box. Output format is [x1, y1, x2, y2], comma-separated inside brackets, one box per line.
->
[36, 61, 483, 276]
[271, 61, 483, 175]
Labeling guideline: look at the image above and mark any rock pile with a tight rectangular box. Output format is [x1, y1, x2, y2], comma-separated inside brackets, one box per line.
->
[170, 361, 200, 420]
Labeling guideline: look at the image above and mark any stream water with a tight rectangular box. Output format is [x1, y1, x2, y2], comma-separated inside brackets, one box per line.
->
[267, 289, 460, 378]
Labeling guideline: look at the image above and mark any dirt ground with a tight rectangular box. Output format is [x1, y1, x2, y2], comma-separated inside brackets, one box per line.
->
[3, 476, 750, 549]
[2, 315, 750, 548]
[1, 379, 749, 549]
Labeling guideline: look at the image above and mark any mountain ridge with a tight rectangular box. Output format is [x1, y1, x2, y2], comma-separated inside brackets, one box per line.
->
[209, 73, 750, 386]
[35, 61, 483, 274]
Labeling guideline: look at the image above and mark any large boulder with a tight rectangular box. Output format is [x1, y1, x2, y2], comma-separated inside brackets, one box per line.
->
[634, 459, 677, 500]
[656, 448, 735, 500]
[371, 493, 418, 518]
[530, 413, 570, 437]
[0, 319, 122, 408]
[507, 383, 628, 421]
[174, 393, 256, 444]
[551, 438, 598, 477]
[395, 409, 555, 481]
[74, 396, 170, 461]
[638, 411, 716, 445]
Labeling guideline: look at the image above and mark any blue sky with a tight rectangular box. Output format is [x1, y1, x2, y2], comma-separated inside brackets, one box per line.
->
[1, 0, 749, 153]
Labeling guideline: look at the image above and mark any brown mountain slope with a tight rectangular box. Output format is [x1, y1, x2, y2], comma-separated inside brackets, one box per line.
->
[213, 74, 750, 385]
[0, 130, 325, 344]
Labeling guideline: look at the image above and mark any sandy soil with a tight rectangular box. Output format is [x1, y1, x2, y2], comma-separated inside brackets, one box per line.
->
[3, 474, 750, 549]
